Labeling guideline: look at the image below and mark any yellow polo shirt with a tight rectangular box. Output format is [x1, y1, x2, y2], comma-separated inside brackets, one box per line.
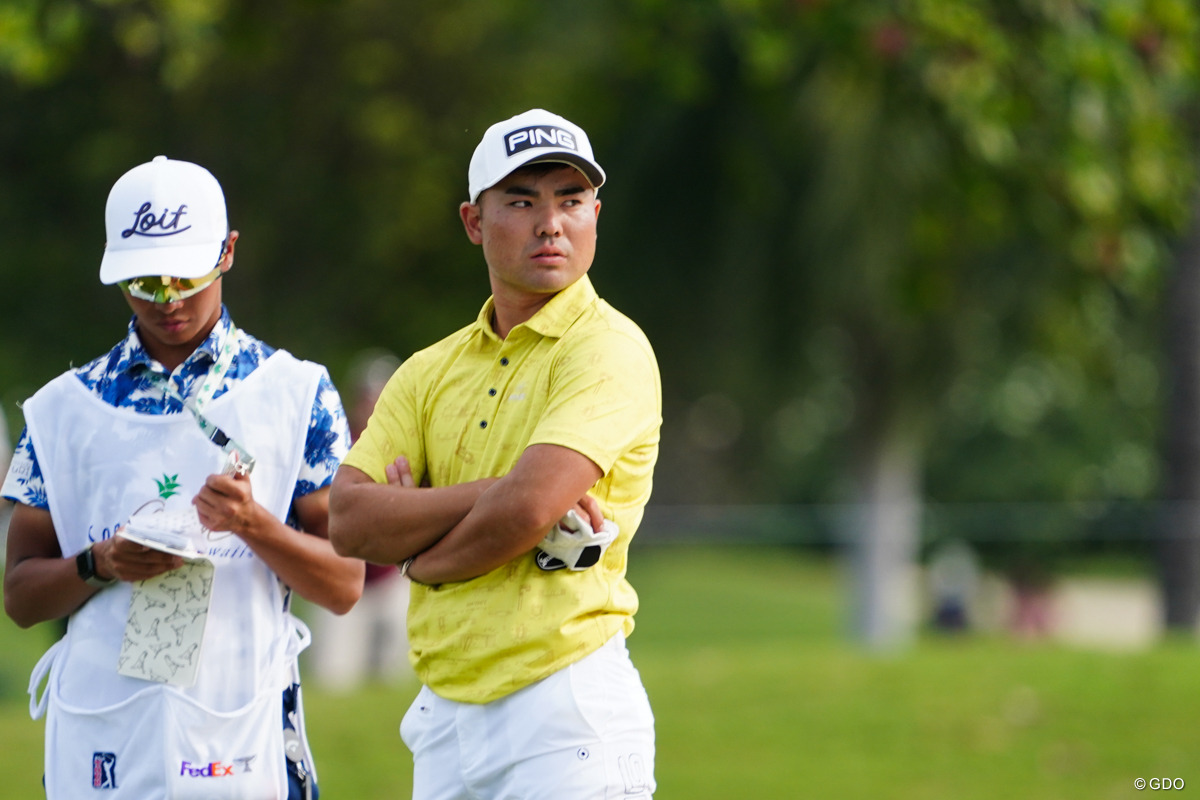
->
[343, 275, 661, 703]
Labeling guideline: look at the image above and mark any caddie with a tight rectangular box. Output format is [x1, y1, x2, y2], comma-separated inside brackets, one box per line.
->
[328, 108, 661, 799]
[2, 155, 364, 799]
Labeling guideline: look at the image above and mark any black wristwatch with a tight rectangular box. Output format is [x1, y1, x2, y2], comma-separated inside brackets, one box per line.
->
[76, 542, 116, 589]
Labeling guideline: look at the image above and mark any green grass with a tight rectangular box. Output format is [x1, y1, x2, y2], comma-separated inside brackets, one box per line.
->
[2, 546, 1199, 798]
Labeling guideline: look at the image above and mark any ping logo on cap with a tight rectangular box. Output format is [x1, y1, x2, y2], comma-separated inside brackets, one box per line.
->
[505, 125, 578, 156]
[121, 202, 192, 239]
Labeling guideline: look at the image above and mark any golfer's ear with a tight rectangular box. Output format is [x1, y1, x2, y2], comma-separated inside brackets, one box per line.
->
[219, 230, 239, 273]
[460, 202, 484, 245]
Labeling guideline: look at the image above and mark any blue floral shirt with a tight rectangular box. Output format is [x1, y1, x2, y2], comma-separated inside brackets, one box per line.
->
[2, 307, 350, 514]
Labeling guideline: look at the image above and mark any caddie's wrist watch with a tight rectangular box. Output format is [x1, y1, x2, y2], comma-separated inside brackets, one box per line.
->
[76, 542, 116, 589]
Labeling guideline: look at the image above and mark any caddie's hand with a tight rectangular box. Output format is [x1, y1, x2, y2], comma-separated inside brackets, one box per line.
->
[193, 471, 258, 535]
[98, 531, 184, 582]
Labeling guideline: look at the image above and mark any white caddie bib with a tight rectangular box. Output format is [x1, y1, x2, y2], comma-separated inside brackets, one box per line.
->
[23, 351, 321, 800]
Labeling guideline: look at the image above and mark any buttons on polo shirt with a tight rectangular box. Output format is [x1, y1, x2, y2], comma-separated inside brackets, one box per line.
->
[479, 353, 508, 430]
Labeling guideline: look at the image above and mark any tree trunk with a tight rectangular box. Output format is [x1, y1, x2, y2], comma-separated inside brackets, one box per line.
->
[848, 420, 922, 649]
[1161, 192, 1200, 631]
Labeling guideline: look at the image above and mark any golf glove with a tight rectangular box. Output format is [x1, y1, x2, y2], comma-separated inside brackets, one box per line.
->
[536, 510, 619, 572]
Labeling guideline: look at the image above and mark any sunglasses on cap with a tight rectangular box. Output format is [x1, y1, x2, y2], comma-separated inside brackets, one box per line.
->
[119, 265, 223, 304]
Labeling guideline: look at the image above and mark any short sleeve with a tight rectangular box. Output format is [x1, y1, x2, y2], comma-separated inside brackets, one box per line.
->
[1, 427, 47, 509]
[529, 328, 660, 474]
[342, 360, 426, 485]
[294, 370, 352, 497]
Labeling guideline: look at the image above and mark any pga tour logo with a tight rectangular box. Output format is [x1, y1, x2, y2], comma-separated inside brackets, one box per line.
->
[505, 125, 578, 157]
[92, 752, 117, 790]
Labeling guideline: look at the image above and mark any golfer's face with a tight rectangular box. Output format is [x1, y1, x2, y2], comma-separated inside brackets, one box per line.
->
[467, 165, 600, 302]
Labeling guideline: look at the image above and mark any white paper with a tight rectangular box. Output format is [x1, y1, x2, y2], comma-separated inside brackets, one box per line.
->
[116, 527, 202, 559]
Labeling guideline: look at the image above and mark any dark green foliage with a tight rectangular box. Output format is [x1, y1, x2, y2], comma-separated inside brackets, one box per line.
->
[0, 0, 1196, 533]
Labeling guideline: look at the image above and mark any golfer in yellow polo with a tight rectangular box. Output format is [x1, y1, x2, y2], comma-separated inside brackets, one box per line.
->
[330, 108, 660, 799]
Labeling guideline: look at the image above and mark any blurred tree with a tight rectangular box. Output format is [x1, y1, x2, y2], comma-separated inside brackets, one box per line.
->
[0, 0, 610, 411]
[1, 0, 1197, 645]
[1163, 185, 1200, 629]
[581, 0, 1198, 646]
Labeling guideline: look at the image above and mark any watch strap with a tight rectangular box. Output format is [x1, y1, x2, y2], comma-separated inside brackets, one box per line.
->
[76, 542, 116, 589]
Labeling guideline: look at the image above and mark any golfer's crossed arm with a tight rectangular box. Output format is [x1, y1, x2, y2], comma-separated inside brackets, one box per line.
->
[328, 443, 603, 585]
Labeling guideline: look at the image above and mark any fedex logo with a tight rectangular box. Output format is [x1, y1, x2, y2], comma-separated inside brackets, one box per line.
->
[180, 761, 234, 777]
[179, 755, 256, 777]
[505, 126, 577, 156]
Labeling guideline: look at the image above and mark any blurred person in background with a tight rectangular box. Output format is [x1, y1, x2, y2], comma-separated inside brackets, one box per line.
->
[307, 348, 413, 692]
[329, 109, 660, 799]
[927, 538, 980, 632]
[2, 155, 362, 799]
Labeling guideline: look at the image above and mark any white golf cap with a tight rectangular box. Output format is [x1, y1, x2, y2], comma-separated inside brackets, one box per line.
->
[99, 155, 229, 285]
[467, 109, 605, 204]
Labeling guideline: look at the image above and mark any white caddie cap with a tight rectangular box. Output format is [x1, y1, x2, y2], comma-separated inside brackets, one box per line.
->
[99, 155, 229, 285]
[467, 109, 606, 204]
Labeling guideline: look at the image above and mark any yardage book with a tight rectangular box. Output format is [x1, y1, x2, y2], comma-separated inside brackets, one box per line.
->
[116, 508, 214, 687]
